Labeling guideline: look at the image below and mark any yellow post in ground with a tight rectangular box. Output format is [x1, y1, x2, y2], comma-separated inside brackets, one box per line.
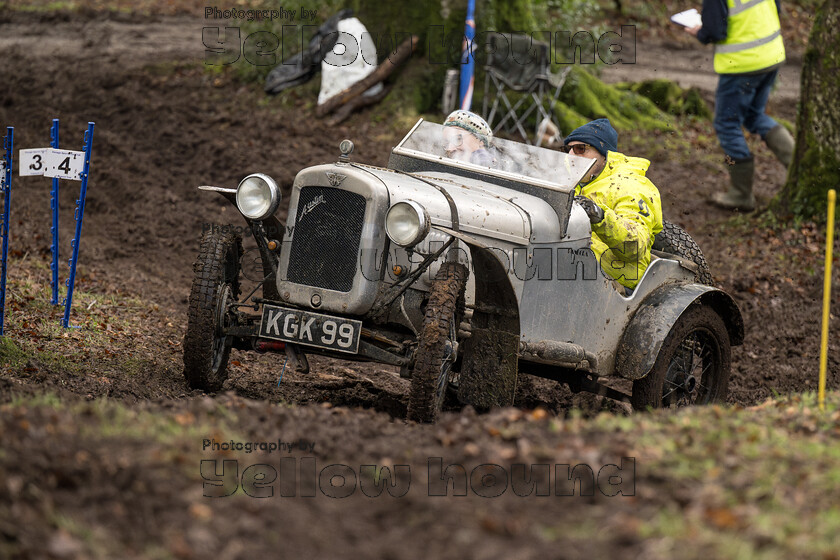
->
[819, 189, 836, 411]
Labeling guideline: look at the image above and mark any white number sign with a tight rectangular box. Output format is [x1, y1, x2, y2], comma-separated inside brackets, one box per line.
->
[43, 149, 85, 180]
[19, 148, 52, 177]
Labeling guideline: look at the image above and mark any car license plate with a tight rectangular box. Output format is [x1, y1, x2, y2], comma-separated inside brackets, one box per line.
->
[259, 304, 362, 354]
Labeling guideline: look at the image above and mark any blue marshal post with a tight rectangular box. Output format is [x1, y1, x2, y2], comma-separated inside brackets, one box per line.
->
[0, 128, 13, 336]
[61, 122, 94, 329]
[50, 119, 60, 305]
[458, 0, 477, 111]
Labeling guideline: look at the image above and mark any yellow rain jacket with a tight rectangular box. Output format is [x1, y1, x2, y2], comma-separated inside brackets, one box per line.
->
[575, 151, 663, 289]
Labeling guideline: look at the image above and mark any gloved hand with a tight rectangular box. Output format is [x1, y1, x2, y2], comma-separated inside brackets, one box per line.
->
[574, 195, 604, 224]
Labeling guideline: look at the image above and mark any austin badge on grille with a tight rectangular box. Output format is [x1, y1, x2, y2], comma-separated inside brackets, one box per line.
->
[299, 194, 326, 222]
[325, 172, 346, 187]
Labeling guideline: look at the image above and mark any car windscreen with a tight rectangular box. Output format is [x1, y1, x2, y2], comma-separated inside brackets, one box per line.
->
[391, 119, 593, 192]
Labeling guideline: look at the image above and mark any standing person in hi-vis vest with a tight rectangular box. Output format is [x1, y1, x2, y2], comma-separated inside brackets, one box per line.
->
[686, 0, 795, 211]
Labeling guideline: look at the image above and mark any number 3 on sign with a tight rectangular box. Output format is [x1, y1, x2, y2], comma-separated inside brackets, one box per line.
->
[43, 149, 85, 180]
[19, 148, 51, 177]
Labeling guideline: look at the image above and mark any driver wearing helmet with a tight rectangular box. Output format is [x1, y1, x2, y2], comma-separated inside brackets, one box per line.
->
[442, 110, 495, 167]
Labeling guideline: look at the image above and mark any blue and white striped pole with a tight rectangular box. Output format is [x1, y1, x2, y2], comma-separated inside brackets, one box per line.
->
[0, 127, 13, 336]
[61, 122, 94, 329]
[458, 0, 477, 111]
[50, 119, 60, 305]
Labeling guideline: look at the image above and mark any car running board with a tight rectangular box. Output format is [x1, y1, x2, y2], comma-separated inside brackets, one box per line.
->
[519, 339, 598, 369]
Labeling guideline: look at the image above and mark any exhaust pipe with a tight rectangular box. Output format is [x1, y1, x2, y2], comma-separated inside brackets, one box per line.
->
[254, 339, 286, 352]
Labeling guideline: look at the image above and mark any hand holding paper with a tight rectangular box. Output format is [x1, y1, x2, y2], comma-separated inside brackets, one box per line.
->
[671, 8, 703, 29]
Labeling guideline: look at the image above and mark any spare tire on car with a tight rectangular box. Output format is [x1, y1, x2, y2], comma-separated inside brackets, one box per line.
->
[653, 221, 714, 285]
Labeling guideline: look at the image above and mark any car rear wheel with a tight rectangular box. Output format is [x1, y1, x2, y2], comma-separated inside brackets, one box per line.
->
[631, 304, 730, 410]
[183, 227, 242, 392]
[407, 261, 468, 423]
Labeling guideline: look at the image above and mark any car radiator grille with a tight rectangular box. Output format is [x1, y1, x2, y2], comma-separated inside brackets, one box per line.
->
[287, 186, 366, 292]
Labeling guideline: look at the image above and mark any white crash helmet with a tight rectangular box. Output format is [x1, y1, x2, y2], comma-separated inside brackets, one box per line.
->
[444, 110, 492, 144]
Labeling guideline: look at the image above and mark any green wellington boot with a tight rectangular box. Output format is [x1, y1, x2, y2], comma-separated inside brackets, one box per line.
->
[711, 158, 756, 211]
[764, 124, 795, 168]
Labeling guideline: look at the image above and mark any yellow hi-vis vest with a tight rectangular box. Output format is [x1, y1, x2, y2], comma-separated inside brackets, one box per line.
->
[714, 0, 785, 74]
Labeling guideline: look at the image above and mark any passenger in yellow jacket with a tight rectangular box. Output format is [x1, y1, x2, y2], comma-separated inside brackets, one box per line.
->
[561, 119, 664, 290]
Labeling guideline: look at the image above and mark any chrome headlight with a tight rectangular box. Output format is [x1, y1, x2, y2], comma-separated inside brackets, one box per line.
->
[236, 173, 281, 220]
[385, 200, 431, 248]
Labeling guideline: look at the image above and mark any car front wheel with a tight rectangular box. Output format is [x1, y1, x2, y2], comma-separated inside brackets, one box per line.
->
[407, 261, 468, 423]
[183, 227, 242, 392]
[631, 304, 731, 410]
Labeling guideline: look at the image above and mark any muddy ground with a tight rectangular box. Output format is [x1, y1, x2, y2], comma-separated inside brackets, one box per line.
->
[0, 5, 838, 559]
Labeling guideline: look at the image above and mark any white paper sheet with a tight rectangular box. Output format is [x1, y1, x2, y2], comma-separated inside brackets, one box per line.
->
[671, 8, 703, 28]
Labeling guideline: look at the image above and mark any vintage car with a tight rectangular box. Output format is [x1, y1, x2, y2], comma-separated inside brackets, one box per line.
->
[184, 119, 744, 422]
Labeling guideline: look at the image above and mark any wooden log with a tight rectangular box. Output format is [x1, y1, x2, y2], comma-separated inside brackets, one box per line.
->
[316, 35, 418, 117]
[327, 86, 391, 126]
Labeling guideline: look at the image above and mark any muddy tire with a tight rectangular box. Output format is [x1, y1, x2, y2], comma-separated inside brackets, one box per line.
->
[631, 304, 730, 410]
[407, 262, 469, 423]
[653, 221, 714, 285]
[183, 227, 243, 392]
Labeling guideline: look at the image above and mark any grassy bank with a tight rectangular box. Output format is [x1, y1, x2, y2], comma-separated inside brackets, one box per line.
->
[1, 388, 839, 558]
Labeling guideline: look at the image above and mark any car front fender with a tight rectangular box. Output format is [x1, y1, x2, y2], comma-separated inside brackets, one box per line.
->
[615, 283, 744, 381]
[449, 233, 521, 410]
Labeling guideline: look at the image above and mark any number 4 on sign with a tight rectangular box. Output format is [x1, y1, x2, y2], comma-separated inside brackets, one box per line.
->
[44, 150, 85, 180]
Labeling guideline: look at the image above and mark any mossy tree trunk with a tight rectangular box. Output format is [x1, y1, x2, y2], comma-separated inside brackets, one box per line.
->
[777, 0, 840, 219]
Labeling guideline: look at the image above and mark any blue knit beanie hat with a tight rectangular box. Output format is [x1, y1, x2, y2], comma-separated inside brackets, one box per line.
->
[563, 118, 618, 157]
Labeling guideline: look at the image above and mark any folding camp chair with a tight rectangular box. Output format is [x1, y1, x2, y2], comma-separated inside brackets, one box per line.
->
[482, 33, 571, 146]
